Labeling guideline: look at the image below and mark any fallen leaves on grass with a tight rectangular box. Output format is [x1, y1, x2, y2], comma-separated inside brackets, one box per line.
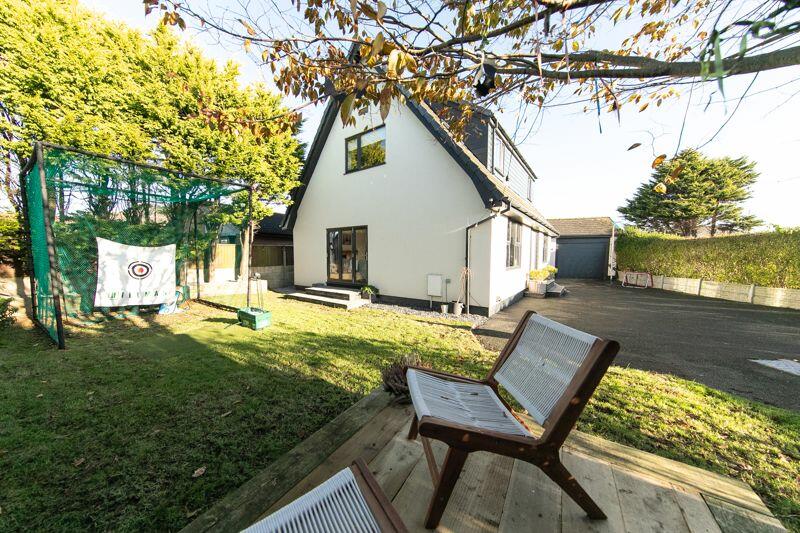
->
[73, 457, 85, 467]
[192, 466, 206, 478]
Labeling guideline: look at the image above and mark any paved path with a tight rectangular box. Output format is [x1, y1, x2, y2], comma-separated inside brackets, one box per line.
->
[474, 280, 800, 411]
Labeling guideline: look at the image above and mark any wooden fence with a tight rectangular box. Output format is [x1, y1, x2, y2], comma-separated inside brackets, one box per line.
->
[621, 272, 800, 310]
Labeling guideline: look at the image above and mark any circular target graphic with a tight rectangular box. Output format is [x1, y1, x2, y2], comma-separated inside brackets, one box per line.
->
[127, 261, 152, 280]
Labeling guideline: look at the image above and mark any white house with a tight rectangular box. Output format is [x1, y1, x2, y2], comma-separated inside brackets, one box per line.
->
[283, 95, 558, 316]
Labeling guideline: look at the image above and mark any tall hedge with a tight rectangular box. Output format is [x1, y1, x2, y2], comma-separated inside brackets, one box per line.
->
[615, 228, 800, 289]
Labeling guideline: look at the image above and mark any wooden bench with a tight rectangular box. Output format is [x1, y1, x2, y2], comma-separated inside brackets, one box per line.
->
[406, 310, 620, 529]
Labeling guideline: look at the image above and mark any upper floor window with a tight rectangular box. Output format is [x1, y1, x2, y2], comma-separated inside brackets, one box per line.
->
[346, 126, 386, 172]
[506, 219, 522, 268]
[493, 133, 508, 178]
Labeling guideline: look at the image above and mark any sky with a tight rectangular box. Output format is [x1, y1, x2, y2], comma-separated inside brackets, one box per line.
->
[78, 1, 800, 228]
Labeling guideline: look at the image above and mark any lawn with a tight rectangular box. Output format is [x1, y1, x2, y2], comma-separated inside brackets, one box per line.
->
[0, 291, 797, 532]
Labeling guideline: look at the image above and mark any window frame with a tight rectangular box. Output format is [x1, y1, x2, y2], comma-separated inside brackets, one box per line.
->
[506, 219, 522, 269]
[344, 125, 386, 173]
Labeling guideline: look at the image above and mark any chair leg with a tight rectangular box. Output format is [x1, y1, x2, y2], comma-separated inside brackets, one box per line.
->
[541, 459, 606, 519]
[407, 414, 418, 440]
[424, 446, 468, 529]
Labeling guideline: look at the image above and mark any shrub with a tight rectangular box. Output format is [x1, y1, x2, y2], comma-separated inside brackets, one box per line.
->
[529, 265, 557, 281]
[0, 211, 22, 264]
[0, 298, 14, 329]
[616, 228, 800, 289]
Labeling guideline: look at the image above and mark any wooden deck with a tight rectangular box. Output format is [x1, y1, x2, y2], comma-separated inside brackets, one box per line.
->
[182, 390, 787, 533]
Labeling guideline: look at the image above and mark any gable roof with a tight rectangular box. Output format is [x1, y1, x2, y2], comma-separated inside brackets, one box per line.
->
[258, 213, 291, 236]
[550, 217, 615, 237]
[282, 92, 557, 235]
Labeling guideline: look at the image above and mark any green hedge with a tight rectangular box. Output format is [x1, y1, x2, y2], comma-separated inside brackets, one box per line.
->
[616, 228, 800, 289]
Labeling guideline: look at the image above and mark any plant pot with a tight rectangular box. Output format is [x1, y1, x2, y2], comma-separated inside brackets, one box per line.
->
[361, 292, 375, 303]
[452, 302, 463, 315]
[238, 307, 271, 330]
[440, 303, 449, 314]
[526, 279, 548, 298]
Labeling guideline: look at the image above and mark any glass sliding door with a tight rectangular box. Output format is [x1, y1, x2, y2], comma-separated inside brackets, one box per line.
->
[354, 228, 367, 283]
[327, 229, 341, 280]
[326, 226, 367, 285]
[340, 230, 354, 281]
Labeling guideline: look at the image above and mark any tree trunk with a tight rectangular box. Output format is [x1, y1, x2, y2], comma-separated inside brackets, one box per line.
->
[710, 202, 719, 237]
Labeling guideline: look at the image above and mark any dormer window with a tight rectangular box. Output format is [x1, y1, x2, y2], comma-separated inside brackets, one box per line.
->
[346, 126, 386, 173]
[493, 133, 508, 178]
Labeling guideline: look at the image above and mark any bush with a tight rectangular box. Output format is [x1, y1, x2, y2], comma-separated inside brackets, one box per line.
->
[0, 298, 14, 329]
[0, 211, 22, 264]
[529, 265, 557, 281]
[616, 227, 800, 289]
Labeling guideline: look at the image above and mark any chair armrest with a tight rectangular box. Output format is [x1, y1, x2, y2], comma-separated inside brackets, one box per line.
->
[417, 415, 544, 459]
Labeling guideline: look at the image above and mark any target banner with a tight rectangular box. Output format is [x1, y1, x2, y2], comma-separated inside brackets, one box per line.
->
[94, 237, 176, 307]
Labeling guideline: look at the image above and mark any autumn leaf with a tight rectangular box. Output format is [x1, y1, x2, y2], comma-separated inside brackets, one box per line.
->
[387, 49, 401, 78]
[380, 98, 391, 121]
[73, 457, 85, 467]
[404, 52, 417, 72]
[239, 19, 256, 36]
[667, 163, 684, 183]
[571, 40, 579, 52]
[653, 182, 667, 194]
[371, 32, 385, 59]
[192, 466, 207, 478]
[652, 154, 667, 168]
[340, 93, 355, 124]
[376, 1, 387, 22]
[379, 85, 392, 121]
[627, 142, 641, 151]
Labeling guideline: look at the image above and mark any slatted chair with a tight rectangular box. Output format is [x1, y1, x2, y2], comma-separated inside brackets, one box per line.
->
[242, 459, 407, 533]
[406, 310, 620, 529]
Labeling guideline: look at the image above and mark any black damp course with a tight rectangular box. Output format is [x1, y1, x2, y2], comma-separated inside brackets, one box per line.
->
[18, 141, 255, 349]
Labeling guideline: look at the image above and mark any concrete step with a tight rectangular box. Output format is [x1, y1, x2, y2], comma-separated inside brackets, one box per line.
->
[305, 286, 362, 301]
[285, 292, 367, 310]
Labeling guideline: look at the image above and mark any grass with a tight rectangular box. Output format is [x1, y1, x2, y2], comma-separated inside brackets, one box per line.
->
[582, 367, 799, 532]
[0, 293, 494, 531]
[0, 291, 797, 531]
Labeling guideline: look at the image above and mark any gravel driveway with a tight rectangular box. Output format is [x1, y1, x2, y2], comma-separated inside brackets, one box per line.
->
[474, 279, 800, 411]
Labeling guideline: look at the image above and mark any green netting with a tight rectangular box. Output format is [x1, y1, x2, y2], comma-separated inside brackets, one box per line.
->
[25, 160, 58, 342]
[22, 145, 251, 345]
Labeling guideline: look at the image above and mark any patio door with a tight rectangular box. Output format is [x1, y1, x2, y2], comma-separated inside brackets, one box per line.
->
[327, 226, 367, 285]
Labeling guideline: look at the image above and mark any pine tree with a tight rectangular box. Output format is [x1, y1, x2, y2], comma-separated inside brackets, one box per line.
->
[619, 149, 762, 237]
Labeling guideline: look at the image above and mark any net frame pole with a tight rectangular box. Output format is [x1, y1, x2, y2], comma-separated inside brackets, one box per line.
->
[193, 208, 201, 300]
[18, 151, 38, 326]
[245, 185, 254, 309]
[35, 142, 67, 349]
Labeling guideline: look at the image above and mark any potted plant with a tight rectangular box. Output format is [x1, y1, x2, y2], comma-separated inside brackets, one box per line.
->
[360, 285, 378, 302]
[527, 266, 557, 298]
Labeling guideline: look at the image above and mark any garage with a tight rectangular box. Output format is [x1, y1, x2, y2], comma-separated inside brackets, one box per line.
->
[549, 217, 615, 279]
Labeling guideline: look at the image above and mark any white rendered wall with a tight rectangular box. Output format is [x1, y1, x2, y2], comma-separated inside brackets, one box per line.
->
[487, 214, 534, 315]
[292, 103, 494, 308]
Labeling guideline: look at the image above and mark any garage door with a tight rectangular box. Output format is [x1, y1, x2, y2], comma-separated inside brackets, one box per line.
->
[555, 237, 609, 279]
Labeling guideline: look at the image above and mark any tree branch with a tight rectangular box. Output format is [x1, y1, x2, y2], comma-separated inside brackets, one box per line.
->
[498, 45, 800, 79]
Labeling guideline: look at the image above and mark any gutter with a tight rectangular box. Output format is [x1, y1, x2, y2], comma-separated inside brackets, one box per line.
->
[465, 200, 511, 315]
